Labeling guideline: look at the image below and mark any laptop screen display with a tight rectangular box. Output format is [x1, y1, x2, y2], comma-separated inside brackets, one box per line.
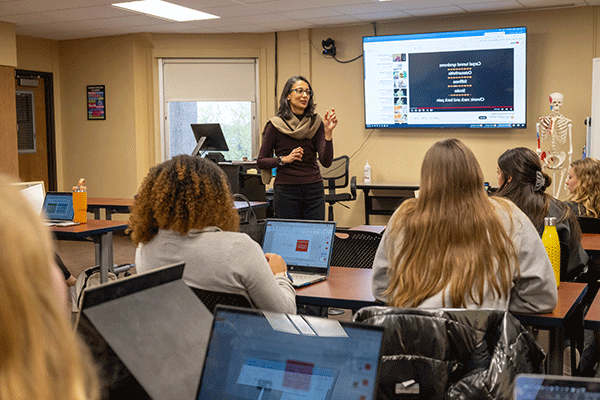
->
[261, 219, 335, 271]
[197, 306, 383, 400]
[515, 374, 600, 399]
[43, 192, 74, 220]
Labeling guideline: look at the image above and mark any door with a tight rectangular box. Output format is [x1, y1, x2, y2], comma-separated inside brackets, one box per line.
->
[15, 75, 52, 190]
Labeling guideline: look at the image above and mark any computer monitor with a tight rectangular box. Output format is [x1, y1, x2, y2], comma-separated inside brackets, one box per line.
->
[190, 123, 229, 161]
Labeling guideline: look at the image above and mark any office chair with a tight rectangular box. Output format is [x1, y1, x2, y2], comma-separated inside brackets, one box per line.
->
[320, 155, 357, 221]
[189, 287, 252, 314]
[331, 229, 382, 269]
[577, 216, 600, 234]
[327, 228, 382, 316]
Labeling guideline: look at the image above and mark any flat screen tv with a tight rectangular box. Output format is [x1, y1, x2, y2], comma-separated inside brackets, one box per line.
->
[363, 27, 527, 129]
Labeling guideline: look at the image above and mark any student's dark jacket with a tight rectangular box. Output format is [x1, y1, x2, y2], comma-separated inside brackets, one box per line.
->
[354, 307, 545, 400]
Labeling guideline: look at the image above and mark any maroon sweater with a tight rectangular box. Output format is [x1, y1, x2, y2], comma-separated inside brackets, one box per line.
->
[257, 121, 333, 186]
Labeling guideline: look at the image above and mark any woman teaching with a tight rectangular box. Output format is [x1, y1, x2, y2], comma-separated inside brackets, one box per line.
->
[257, 75, 338, 220]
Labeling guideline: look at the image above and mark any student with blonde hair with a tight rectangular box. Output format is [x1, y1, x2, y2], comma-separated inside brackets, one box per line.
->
[372, 139, 557, 313]
[566, 157, 600, 218]
[0, 175, 99, 400]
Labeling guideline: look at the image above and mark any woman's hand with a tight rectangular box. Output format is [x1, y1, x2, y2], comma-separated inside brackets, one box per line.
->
[281, 146, 303, 164]
[323, 108, 337, 140]
[265, 253, 288, 275]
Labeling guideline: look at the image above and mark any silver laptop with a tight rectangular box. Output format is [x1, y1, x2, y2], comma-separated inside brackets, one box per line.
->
[42, 192, 79, 226]
[261, 219, 336, 288]
[196, 305, 384, 400]
[515, 374, 600, 399]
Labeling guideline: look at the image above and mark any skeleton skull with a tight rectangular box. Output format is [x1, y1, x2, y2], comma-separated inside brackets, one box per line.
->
[549, 92, 564, 112]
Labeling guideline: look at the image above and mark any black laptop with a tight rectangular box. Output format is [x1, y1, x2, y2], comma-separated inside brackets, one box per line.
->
[196, 305, 384, 400]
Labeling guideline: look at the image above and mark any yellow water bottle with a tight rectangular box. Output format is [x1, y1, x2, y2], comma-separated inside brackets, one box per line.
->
[542, 216, 560, 288]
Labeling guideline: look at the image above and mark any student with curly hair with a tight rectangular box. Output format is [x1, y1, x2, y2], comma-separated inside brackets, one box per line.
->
[128, 155, 296, 313]
[0, 175, 99, 400]
[372, 139, 557, 313]
[565, 157, 600, 218]
[496, 147, 588, 281]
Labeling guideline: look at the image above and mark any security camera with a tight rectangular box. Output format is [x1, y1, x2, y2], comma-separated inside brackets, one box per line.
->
[322, 38, 336, 57]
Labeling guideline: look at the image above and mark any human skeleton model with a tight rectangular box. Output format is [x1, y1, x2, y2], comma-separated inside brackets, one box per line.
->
[536, 92, 572, 198]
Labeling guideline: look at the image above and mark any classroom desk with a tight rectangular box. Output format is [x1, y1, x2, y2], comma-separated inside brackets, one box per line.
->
[512, 282, 588, 375]
[87, 197, 268, 219]
[295, 267, 379, 311]
[350, 225, 386, 234]
[297, 266, 585, 376]
[355, 183, 419, 224]
[51, 220, 128, 283]
[88, 197, 133, 220]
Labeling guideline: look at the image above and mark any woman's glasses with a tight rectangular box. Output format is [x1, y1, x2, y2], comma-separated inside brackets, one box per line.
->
[289, 88, 313, 96]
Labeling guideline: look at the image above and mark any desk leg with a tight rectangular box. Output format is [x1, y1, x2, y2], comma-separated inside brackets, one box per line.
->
[106, 208, 113, 220]
[363, 189, 372, 225]
[548, 327, 564, 375]
[94, 232, 114, 284]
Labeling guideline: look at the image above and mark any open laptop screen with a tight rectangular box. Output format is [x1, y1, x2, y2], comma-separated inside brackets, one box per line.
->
[43, 192, 74, 220]
[197, 306, 383, 400]
[515, 374, 600, 399]
[261, 219, 336, 272]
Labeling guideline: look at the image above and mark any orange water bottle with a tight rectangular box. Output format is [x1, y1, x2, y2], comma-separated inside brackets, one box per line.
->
[542, 217, 560, 288]
[72, 178, 87, 224]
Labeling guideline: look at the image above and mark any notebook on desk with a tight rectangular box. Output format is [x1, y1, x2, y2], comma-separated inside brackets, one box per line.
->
[261, 219, 336, 288]
[196, 305, 384, 400]
[515, 374, 600, 399]
[42, 192, 79, 226]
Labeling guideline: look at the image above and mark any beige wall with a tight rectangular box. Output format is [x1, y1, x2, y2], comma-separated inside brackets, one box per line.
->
[0, 21, 16, 67]
[13, 5, 600, 227]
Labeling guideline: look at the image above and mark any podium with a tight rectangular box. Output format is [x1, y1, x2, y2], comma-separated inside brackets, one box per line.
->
[219, 162, 268, 218]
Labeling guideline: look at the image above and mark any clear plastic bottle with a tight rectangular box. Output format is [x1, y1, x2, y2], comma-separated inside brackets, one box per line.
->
[364, 160, 372, 183]
[542, 216, 560, 288]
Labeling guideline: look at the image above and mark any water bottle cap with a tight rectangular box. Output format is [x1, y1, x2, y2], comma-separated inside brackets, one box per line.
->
[544, 217, 557, 226]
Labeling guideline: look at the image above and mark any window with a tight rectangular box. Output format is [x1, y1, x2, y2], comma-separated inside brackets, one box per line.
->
[160, 59, 258, 161]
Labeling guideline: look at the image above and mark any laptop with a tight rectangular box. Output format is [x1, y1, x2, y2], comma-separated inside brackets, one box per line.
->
[514, 374, 600, 399]
[196, 305, 384, 400]
[42, 192, 78, 226]
[261, 219, 336, 288]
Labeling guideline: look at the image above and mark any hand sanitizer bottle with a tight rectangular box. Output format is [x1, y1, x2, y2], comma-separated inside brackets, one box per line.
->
[364, 161, 372, 183]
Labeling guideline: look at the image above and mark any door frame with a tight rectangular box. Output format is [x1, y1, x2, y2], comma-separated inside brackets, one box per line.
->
[15, 69, 56, 191]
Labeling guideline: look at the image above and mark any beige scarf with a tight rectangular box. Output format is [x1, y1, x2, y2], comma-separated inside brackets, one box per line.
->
[261, 113, 322, 185]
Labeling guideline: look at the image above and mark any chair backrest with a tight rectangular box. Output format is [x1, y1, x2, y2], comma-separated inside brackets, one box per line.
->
[189, 287, 252, 314]
[320, 155, 349, 194]
[577, 216, 600, 234]
[331, 229, 382, 268]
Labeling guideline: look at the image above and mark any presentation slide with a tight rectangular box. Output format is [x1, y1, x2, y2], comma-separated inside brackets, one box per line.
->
[409, 49, 514, 112]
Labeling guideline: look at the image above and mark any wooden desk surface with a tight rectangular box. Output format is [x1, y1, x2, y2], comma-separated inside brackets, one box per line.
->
[355, 182, 419, 191]
[50, 219, 127, 236]
[295, 267, 378, 310]
[88, 197, 134, 207]
[582, 233, 600, 251]
[512, 282, 587, 328]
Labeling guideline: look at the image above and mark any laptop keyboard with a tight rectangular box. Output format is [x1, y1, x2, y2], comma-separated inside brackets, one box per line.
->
[289, 273, 320, 286]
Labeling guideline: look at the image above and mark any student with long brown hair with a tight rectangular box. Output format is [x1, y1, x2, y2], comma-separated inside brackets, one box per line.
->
[0, 175, 99, 400]
[372, 139, 557, 313]
[566, 157, 600, 218]
[496, 147, 588, 281]
[128, 155, 296, 313]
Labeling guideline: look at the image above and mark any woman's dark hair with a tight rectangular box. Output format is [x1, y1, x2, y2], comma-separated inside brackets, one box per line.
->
[495, 147, 557, 230]
[277, 75, 316, 119]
